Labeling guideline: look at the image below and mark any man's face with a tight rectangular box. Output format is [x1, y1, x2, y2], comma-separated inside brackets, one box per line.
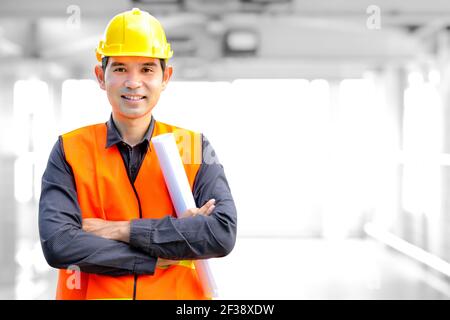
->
[95, 56, 172, 120]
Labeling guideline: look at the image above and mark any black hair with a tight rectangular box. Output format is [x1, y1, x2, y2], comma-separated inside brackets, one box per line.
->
[101, 56, 166, 76]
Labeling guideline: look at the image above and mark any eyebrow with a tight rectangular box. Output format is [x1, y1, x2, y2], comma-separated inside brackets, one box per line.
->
[110, 62, 158, 67]
[142, 62, 158, 67]
[110, 62, 125, 67]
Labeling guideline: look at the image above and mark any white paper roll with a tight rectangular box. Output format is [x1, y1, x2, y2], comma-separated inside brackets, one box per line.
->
[152, 133, 218, 298]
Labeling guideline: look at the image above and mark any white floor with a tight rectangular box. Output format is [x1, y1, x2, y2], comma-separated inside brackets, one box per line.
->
[1, 237, 449, 300]
[208, 237, 450, 300]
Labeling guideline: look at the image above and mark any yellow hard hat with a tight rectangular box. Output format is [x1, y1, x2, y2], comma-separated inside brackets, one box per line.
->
[96, 8, 173, 62]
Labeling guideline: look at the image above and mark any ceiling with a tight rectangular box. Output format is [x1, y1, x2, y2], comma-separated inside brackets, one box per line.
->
[1, 0, 450, 80]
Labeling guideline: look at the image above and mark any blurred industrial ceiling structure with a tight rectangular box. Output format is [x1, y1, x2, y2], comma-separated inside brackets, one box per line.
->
[1, 0, 450, 80]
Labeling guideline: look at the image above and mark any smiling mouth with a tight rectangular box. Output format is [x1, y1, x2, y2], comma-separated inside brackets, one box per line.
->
[121, 95, 146, 101]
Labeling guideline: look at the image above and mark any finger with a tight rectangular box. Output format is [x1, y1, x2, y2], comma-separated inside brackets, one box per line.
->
[198, 199, 215, 215]
[206, 204, 215, 215]
[181, 208, 199, 218]
[82, 218, 99, 230]
[198, 204, 215, 217]
[157, 258, 178, 268]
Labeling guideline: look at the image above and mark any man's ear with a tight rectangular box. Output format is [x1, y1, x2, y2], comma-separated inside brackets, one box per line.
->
[161, 65, 173, 91]
[94, 65, 106, 90]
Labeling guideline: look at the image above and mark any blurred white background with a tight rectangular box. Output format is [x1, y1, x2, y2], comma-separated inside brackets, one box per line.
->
[0, 0, 450, 299]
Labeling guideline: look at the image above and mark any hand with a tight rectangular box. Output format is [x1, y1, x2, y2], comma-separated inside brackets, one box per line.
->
[181, 199, 216, 218]
[82, 218, 130, 243]
[156, 258, 179, 268]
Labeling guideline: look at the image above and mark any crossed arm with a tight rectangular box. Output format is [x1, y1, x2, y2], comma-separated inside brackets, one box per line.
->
[39, 136, 237, 276]
[81, 199, 216, 266]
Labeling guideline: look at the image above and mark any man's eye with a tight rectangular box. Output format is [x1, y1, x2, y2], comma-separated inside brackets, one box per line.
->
[142, 68, 154, 73]
[113, 68, 126, 72]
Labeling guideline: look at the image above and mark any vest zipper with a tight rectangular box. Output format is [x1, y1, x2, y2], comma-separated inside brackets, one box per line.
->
[130, 182, 143, 300]
[119, 149, 144, 300]
[133, 274, 138, 300]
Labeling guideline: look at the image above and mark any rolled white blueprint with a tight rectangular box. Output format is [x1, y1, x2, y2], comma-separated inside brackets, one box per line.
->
[152, 133, 218, 298]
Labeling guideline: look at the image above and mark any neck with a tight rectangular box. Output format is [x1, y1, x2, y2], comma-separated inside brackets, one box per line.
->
[112, 113, 151, 147]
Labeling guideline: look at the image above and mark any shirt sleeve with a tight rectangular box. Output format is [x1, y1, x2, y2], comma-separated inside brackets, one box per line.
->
[129, 134, 237, 260]
[38, 137, 157, 276]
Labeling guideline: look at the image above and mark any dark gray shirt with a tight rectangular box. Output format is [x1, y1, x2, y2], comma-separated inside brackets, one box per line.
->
[38, 115, 237, 276]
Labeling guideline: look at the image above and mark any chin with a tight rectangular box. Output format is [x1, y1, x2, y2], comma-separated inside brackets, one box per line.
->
[118, 108, 152, 119]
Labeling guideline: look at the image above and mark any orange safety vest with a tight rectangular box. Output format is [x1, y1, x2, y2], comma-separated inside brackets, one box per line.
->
[56, 120, 205, 300]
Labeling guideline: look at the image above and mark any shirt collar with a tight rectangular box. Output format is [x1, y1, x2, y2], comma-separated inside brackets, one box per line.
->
[105, 114, 155, 148]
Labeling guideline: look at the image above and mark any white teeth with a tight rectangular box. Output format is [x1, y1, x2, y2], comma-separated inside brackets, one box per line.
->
[123, 95, 144, 101]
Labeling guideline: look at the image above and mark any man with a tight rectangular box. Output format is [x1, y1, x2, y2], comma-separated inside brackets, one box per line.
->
[38, 8, 237, 300]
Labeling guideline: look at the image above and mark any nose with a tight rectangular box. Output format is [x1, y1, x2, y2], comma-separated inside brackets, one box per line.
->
[124, 73, 142, 89]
